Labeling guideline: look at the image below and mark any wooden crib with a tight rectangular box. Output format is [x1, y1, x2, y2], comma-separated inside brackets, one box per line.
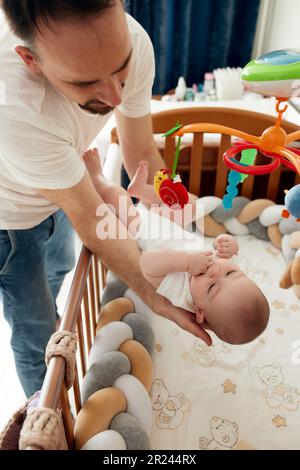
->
[32, 107, 300, 450]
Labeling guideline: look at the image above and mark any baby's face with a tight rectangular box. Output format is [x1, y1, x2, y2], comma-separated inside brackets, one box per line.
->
[189, 258, 254, 322]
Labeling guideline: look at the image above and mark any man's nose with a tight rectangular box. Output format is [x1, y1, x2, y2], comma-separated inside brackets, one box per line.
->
[97, 76, 123, 107]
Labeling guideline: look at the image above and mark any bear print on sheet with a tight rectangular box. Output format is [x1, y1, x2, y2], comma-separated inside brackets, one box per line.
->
[182, 340, 231, 368]
[199, 417, 239, 450]
[150, 379, 190, 430]
[254, 363, 300, 411]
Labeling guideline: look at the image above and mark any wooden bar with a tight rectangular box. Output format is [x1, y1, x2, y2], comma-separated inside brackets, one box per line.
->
[77, 310, 87, 378]
[241, 174, 255, 199]
[215, 135, 231, 197]
[60, 384, 75, 449]
[73, 362, 81, 414]
[267, 167, 282, 201]
[164, 135, 176, 169]
[189, 133, 204, 196]
[83, 287, 92, 352]
[93, 256, 101, 320]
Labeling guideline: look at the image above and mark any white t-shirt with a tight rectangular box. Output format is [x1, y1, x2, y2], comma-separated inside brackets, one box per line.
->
[136, 205, 208, 312]
[0, 12, 155, 229]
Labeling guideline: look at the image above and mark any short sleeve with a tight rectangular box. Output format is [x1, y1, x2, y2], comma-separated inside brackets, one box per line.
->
[117, 27, 155, 119]
[156, 272, 194, 313]
[0, 112, 86, 190]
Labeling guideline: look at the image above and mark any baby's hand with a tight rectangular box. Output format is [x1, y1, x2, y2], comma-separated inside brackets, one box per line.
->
[189, 251, 214, 276]
[215, 234, 239, 259]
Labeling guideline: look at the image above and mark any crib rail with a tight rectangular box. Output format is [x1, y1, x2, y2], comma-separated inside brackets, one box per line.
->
[37, 247, 106, 449]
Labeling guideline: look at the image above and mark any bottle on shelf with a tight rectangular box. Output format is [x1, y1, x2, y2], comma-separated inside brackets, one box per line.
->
[203, 72, 216, 100]
[175, 76, 187, 101]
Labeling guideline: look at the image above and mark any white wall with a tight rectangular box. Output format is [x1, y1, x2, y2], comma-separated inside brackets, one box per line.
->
[253, 0, 300, 58]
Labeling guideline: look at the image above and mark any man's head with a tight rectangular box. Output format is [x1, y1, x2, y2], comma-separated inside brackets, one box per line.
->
[1, 0, 131, 115]
[190, 258, 270, 345]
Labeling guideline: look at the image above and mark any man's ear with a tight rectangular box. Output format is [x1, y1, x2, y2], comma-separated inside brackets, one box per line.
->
[15, 46, 42, 74]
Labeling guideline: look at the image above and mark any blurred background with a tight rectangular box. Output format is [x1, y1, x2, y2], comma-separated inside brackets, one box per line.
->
[126, 0, 300, 95]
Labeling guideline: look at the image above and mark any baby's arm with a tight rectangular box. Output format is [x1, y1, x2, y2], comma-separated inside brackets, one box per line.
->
[140, 249, 213, 287]
[214, 234, 239, 259]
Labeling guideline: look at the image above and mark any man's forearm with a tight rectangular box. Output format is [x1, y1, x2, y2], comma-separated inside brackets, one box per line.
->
[123, 145, 164, 181]
[75, 209, 157, 307]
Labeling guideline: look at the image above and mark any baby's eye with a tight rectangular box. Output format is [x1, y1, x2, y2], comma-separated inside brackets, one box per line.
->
[226, 270, 235, 277]
[208, 283, 216, 293]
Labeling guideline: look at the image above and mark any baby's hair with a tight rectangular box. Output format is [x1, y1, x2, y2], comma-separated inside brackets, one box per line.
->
[209, 289, 270, 345]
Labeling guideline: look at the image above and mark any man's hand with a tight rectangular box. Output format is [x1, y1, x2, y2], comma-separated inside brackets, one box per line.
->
[149, 293, 212, 346]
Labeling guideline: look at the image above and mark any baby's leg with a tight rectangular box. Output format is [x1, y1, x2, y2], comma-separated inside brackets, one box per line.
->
[129, 161, 199, 229]
[128, 161, 161, 204]
[84, 148, 140, 237]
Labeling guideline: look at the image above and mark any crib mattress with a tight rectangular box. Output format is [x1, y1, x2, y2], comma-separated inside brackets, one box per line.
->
[126, 235, 300, 450]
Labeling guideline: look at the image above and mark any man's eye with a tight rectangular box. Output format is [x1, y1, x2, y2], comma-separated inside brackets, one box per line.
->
[226, 271, 235, 276]
[208, 283, 216, 293]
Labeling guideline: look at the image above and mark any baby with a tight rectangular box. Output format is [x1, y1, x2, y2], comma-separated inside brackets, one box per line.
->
[84, 149, 270, 345]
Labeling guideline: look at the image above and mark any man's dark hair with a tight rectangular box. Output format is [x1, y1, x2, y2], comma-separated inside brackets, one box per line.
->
[1, 0, 119, 43]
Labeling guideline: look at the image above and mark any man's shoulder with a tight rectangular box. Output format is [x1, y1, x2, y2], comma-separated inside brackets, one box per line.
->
[125, 13, 152, 51]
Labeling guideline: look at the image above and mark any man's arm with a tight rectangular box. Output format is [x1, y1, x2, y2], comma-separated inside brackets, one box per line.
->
[115, 111, 200, 205]
[115, 110, 164, 180]
[38, 174, 212, 345]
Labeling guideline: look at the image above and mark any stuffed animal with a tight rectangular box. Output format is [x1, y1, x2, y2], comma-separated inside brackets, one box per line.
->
[279, 231, 300, 297]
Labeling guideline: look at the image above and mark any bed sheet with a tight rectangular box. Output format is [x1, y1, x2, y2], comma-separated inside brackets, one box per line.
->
[126, 235, 300, 450]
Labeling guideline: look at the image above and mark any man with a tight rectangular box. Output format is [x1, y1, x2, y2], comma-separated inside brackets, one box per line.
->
[0, 0, 211, 397]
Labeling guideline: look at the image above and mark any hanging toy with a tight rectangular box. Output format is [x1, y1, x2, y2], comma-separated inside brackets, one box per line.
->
[154, 123, 189, 209]
[223, 148, 258, 209]
[282, 184, 300, 221]
[171, 50, 300, 211]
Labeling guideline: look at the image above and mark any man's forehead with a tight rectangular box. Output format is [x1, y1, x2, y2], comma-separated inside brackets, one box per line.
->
[35, 4, 130, 72]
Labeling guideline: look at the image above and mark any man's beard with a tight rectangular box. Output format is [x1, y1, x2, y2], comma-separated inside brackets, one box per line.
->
[79, 100, 114, 115]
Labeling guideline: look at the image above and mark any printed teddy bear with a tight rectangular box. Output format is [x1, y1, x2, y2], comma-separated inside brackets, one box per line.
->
[182, 340, 231, 368]
[199, 417, 239, 450]
[150, 379, 190, 430]
[254, 362, 300, 410]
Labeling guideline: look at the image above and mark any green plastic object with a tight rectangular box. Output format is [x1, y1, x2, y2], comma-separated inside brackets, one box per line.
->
[239, 149, 257, 183]
[242, 50, 300, 82]
[172, 137, 182, 179]
[162, 122, 183, 137]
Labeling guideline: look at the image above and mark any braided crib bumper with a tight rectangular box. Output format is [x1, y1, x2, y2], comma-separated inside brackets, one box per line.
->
[74, 298, 155, 450]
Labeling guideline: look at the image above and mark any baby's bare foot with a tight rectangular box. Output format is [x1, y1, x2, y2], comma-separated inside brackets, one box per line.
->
[83, 148, 103, 179]
[215, 234, 239, 259]
[128, 160, 149, 197]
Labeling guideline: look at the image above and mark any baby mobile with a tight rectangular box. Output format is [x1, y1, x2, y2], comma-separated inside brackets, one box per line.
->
[155, 50, 300, 218]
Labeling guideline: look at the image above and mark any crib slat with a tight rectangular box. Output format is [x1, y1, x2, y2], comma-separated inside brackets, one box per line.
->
[93, 256, 101, 320]
[189, 133, 204, 196]
[77, 311, 87, 377]
[164, 135, 176, 169]
[241, 174, 255, 199]
[73, 362, 81, 414]
[83, 286, 92, 352]
[267, 167, 282, 201]
[60, 384, 75, 449]
[88, 272, 97, 338]
[215, 135, 231, 197]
